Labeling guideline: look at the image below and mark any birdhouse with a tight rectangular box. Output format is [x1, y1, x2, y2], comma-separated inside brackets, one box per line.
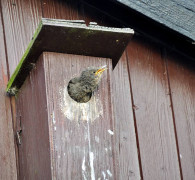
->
[7, 18, 134, 179]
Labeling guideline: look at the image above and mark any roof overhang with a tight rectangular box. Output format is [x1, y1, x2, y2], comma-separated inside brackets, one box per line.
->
[6, 18, 134, 94]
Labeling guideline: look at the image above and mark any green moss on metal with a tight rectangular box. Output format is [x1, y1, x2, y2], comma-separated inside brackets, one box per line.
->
[6, 21, 43, 94]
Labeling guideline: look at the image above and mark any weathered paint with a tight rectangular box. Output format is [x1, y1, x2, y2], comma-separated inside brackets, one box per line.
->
[43, 52, 115, 179]
[1, 0, 194, 179]
[107, 129, 114, 135]
[82, 155, 87, 180]
[95, 136, 100, 143]
[6, 18, 133, 93]
[89, 152, 95, 180]
[107, 169, 113, 177]
[59, 81, 103, 122]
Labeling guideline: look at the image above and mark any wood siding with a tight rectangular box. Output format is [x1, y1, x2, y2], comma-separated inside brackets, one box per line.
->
[0, 0, 194, 179]
[44, 53, 114, 179]
[16, 54, 52, 180]
[0, 4, 17, 179]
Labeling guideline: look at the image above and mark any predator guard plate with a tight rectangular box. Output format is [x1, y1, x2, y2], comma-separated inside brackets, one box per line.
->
[6, 18, 134, 94]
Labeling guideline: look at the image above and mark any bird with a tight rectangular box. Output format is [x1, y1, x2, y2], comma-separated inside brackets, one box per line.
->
[67, 65, 107, 103]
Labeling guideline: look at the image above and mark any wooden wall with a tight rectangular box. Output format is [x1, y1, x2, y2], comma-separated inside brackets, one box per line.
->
[0, 0, 194, 179]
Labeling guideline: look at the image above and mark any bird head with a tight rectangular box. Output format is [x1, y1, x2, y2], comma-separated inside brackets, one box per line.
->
[95, 65, 107, 77]
[67, 65, 107, 103]
[80, 65, 107, 87]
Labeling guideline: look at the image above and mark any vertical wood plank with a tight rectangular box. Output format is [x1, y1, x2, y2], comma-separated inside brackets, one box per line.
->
[0, 0, 42, 75]
[127, 36, 181, 179]
[0, 1, 42, 177]
[79, 4, 141, 179]
[16, 55, 52, 179]
[78, 2, 119, 27]
[112, 53, 141, 179]
[44, 52, 116, 180]
[41, 0, 79, 19]
[0, 7, 17, 180]
[166, 51, 195, 179]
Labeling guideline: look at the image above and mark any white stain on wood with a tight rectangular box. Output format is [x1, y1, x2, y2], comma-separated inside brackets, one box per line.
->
[180, 154, 182, 159]
[82, 156, 86, 171]
[108, 129, 114, 135]
[52, 111, 56, 124]
[107, 170, 112, 177]
[82, 155, 87, 180]
[86, 118, 96, 180]
[95, 136, 100, 143]
[59, 80, 103, 179]
[89, 152, 95, 180]
[102, 171, 106, 179]
[59, 83, 103, 122]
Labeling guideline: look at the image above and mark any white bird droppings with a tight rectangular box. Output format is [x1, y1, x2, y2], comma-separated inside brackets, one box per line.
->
[82, 156, 86, 171]
[102, 171, 106, 179]
[95, 136, 100, 143]
[59, 85, 103, 122]
[52, 111, 56, 124]
[89, 152, 95, 180]
[180, 154, 183, 159]
[82, 156, 87, 180]
[54, 126, 57, 131]
[108, 129, 114, 135]
[107, 170, 112, 177]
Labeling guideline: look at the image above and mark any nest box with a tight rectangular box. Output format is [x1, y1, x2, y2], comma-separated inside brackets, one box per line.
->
[7, 18, 134, 179]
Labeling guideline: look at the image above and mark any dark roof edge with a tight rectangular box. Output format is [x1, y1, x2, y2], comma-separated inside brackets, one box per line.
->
[118, 0, 195, 42]
[82, 0, 195, 60]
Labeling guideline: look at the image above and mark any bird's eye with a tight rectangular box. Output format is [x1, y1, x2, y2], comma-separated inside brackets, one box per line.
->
[93, 71, 95, 73]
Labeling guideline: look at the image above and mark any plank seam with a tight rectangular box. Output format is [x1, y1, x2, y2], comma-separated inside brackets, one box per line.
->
[163, 48, 183, 180]
[0, 0, 18, 178]
[40, 0, 45, 18]
[125, 49, 143, 179]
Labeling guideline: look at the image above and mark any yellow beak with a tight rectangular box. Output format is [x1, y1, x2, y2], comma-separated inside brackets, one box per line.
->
[95, 65, 107, 76]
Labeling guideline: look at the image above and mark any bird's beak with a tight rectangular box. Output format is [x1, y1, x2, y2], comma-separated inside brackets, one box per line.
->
[95, 65, 107, 76]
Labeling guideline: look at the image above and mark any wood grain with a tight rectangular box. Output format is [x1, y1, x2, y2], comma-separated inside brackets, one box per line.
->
[41, 2, 140, 180]
[79, 2, 120, 27]
[166, 51, 195, 179]
[1, 1, 194, 179]
[41, 0, 79, 19]
[0, 0, 42, 76]
[43, 52, 116, 180]
[80, 5, 141, 179]
[0, 7, 17, 180]
[112, 52, 141, 179]
[82, 0, 195, 62]
[16, 54, 52, 179]
[127, 36, 181, 179]
[6, 18, 133, 92]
